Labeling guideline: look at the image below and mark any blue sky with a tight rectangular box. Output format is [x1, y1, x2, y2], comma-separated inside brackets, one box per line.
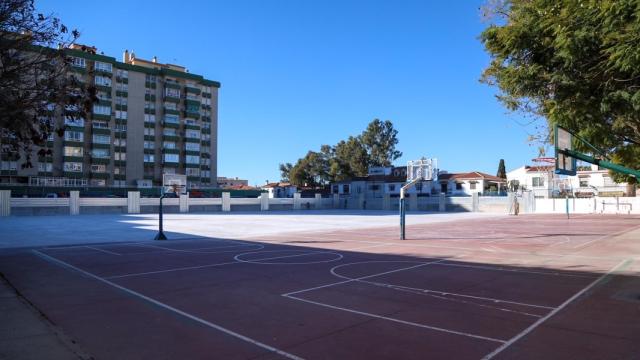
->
[38, 0, 541, 185]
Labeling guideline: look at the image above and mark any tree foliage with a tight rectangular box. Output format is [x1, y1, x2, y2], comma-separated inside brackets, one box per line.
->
[0, 0, 94, 166]
[497, 158, 506, 179]
[282, 119, 402, 187]
[480, 0, 640, 183]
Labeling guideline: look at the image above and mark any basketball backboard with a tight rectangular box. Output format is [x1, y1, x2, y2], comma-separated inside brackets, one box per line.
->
[407, 158, 437, 182]
[554, 125, 576, 176]
[162, 173, 187, 195]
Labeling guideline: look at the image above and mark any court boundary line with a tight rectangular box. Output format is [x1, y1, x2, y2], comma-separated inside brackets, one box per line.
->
[480, 258, 632, 360]
[32, 250, 304, 360]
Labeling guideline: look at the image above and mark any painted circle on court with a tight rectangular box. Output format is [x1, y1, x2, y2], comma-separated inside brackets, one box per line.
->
[234, 250, 343, 265]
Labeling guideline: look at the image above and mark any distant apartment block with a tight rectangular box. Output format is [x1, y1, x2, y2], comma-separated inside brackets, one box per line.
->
[217, 177, 249, 189]
[0, 44, 220, 188]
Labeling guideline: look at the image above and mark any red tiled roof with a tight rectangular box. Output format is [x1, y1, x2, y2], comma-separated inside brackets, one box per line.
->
[261, 182, 294, 188]
[525, 166, 554, 173]
[438, 171, 506, 182]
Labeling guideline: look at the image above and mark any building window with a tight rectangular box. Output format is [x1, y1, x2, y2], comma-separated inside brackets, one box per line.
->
[164, 115, 179, 124]
[90, 179, 106, 186]
[38, 162, 53, 172]
[163, 128, 177, 136]
[456, 182, 462, 190]
[144, 114, 156, 123]
[186, 168, 200, 176]
[185, 142, 200, 152]
[93, 104, 111, 115]
[144, 141, 155, 149]
[116, 69, 128, 78]
[469, 182, 477, 190]
[144, 154, 155, 162]
[116, 83, 128, 92]
[64, 131, 83, 142]
[186, 155, 199, 164]
[94, 61, 112, 73]
[185, 129, 200, 139]
[63, 162, 82, 172]
[64, 117, 84, 127]
[144, 128, 155, 136]
[163, 154, 179, 163]
[71, 57, 85, 68]
[388, 184, 396, 192]
[113, 138, 126, 147]
[114, 152, 126, 161]
[343, 184, 350, 194]
[91, 148, 110, 158]
[64, 146, 83, 157]
[165, 87, 180, 98]
[163, 141, 176, 149]
[163, 102, 177, 110]
[145, 74, 156, 82]
[201, 170, 210, 178]
[91, 164, 107, 172]
[92, 120, 109, 129]
[92, 134, 111, 144]
[579, 177, 589, 187]
[115, 110, 127, 120]
[114, 124, 127, 132]
[94, 76, 111, 87]
[532, 177, 545, 187]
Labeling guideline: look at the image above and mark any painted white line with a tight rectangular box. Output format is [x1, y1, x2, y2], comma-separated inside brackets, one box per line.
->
[139, 242, 265, 254]
[548, 236, 571, 248]
[283, 259, 447, 297]
[235, 250, 343, 265]
[85, 246, 122, 256]
[432, 262, 596, 279]
[328, 261, 555, 310]
[481, 258, 631, 360]
[104, 260, 240, 279]
[284, 294, 506, 344]
[32, 250, 303, 360]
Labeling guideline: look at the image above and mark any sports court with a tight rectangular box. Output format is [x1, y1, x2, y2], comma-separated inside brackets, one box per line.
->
[1, 212, 639, 359]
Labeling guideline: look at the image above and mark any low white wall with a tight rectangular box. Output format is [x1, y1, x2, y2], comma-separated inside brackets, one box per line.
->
[535, 196, 639, 214]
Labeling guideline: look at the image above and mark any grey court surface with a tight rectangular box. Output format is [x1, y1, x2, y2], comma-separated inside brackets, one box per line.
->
[0, 211, 501, 249]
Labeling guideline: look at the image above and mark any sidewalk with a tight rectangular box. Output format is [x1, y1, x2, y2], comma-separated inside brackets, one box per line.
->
[0, 275, 90, 360]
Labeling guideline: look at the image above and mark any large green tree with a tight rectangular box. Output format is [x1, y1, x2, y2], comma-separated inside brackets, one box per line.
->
[1, 0, 93, 166]
[497, 158, 506, 179]
[281, 119, 402, 186]
[361, 119, 403, 167]
[480, 0, 640, 183]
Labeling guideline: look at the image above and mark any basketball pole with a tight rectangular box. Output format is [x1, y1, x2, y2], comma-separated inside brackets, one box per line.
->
[400, 178, 420, 240]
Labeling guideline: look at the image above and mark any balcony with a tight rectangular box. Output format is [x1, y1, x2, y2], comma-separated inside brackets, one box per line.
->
[163, 108, 180, 116]
[185, 85, 201, 95]
[165, 81, 181, 90]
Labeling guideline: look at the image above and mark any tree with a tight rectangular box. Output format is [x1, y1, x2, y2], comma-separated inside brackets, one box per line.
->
[361, 119, 402, 167]
[332, 136, 369, 180]
[480, 0, 640, 183]
[288, 151, 331, 187]
[496, 159, 506, 179]
[278, 162, 293, 182]
[1, 0, 93, 166]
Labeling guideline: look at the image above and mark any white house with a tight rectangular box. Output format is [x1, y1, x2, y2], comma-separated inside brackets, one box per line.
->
[507, 164, 630, 198]
[261, 182, 298, 198]
[437, 172, 507, 196]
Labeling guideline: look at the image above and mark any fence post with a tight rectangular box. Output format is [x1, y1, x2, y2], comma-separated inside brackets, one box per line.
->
[439, 193, 446, 212]
[179, 193, 189, 213]
[315, 193, 322, 209]
[472, 192, 479, 212]
[260, 192, 269, 211]
[383, 193, 391, 211]
[69, 191, 80, 215]
[293, 193, 301, 210]
[358, 193, 365, 210]
[222, 192, 231, 212]
[0, 190, 10, 216]
[127, 191, 140, 214]
[332, 194, 339, 209]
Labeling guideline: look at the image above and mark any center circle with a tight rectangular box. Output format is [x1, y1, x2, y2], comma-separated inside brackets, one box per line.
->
[234, 250, 343, 265]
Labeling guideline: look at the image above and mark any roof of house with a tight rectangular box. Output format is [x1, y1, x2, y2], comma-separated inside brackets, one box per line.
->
[261, 182, 295, 189]
[438, 171, 506, 182]
[525, 166, 554, 173]
[225, 184, 259, 190]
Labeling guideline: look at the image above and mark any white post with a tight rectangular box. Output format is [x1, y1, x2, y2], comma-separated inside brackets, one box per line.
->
[222, 192, 231, 212]
[69, 191, 80, 215]
[439, 193, 446, 212]
[472, 192, 479, 212]
[179, 193, 189, 213]
[260, 192, 269, 211]
[293, 193, 301, 210]
[332, 194, 339, 209]
[127, 191, 140, 214]
[383, 193, 391, 211]
[315, 193, 322, 209]
[0, 190, 10, 216]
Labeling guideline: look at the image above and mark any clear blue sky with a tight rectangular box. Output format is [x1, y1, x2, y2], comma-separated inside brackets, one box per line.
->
[38, 0, 540, 185]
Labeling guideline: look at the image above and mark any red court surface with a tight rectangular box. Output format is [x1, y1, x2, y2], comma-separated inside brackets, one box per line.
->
[1, 214, 640, 359]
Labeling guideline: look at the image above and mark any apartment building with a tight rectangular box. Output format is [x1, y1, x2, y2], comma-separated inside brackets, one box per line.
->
[0, 44, 219, 188]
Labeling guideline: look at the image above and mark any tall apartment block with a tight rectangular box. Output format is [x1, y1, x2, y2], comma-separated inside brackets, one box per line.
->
[0, 44, 219, 188]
